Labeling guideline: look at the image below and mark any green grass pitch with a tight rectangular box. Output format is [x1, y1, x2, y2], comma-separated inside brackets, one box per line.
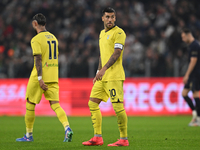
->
[0, 116, 200, 150]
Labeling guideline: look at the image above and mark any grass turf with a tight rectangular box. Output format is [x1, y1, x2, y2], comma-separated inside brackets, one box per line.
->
[0, 116, 200, 150]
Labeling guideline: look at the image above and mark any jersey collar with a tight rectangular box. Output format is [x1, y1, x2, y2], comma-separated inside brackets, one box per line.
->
[38, 30, 48, 34]
[105, 25, 116, 32]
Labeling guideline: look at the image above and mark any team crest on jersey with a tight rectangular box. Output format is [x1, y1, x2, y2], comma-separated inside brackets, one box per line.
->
[107, 35, 110, 39]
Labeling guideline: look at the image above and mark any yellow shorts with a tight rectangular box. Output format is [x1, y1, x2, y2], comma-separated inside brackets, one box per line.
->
[25, 80, 59, 104]
[90, 80, 124, 102]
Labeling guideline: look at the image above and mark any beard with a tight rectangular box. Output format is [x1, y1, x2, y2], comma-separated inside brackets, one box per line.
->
[106, 23, 114, 29]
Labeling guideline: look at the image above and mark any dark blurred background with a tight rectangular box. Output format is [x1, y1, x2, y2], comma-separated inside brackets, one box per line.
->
[0, 0, 200, 78]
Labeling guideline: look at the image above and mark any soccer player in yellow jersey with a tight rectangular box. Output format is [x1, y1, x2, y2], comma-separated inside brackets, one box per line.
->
[16, 13, 73, 142]
[82, 7, 129, 147]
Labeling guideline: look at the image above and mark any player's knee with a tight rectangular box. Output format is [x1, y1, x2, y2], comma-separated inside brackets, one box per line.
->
[193, 91, 199, 98]
[26, 101, 35, 110]
[50, 103, 60, 111]
[49, 100, 59, 105]
[88, 100, 94, 108]
[88, 100, 99, 109]
[112, 103, 124, 113]
[182, 93, 187, 97]
[182, 90, 188, 97]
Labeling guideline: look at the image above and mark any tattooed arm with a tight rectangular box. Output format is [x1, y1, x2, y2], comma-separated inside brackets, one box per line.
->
[35, 55, 42, 76]
[94, 48, 121, 82]
[34, 55, 48, 91]
[104, 48, 121, 69]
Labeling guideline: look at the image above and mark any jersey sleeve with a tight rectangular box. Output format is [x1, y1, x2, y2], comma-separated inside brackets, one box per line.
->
[191, 46, 199, 57]
[31, 40, 42, 56]
[114, 30, 126, 50]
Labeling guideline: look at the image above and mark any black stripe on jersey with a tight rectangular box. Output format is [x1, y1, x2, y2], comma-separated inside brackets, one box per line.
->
[26, 108, 35, 111]
[90, 108, 100, 111]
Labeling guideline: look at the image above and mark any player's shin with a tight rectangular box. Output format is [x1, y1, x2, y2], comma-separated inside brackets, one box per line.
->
[194, 98, 200, 117]
[183, 96, 195, 111]
[88, 100, 102, 136]
[25, 102, 35, 137]
[50, 103, 69, 128]
[112, 103, 128, 139]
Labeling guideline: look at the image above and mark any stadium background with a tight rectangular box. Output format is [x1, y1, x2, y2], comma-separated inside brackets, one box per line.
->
[0, 0, 200, 116]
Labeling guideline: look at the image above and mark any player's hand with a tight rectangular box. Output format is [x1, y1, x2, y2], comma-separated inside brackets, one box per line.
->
[96, 67, 106, 81]
[39, 79, 48, 91]
[183, 75, 189, 84]
[93, 76, 97, 84]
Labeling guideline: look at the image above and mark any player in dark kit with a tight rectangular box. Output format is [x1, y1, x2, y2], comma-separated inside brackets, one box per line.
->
[181, 28, 200, 126]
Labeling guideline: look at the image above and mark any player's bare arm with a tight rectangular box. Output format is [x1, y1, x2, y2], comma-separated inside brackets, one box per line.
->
[183, 57, 197, 84]
[93, 56, 102, 84]
[104, 48, 121, 69]
[98, 56, 102, 70]
[35, 54, 48, 91]
[35, 55, 42, 76]
[95, 48, 121, 81]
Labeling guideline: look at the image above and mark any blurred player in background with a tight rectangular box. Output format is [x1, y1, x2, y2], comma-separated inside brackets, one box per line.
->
[16, 13, 73, 142]
[82, 7, 129, 146]
[181, 28, 200, 126]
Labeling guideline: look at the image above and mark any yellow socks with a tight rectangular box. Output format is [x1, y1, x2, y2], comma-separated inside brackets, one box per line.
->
[88, 100, 102, 135]
[51, 103, 69, 128]
[25, 102, 35, 135]
[112, 103, 128, 139]
[88, 101, 127, 138]
[25, 102, 69, 137]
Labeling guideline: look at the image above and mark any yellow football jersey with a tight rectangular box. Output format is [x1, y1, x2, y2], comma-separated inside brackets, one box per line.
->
[99, 26, 126, 81]
[30, 31, 59, 83]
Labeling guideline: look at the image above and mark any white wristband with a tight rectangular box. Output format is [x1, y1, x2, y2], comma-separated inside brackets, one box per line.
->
[96, 70, 99, 74]
[38, 76, 42, 81]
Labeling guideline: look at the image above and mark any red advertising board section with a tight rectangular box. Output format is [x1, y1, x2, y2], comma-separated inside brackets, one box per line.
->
[0, 78, 192, 116]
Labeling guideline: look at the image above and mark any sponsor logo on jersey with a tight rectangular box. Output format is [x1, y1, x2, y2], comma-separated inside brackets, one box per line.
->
[44, 62, 48, 67]
[43, 62, 58, 67]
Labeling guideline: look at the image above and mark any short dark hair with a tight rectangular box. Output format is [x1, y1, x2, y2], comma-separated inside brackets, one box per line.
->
[181, 28, 192, 34]
[102, 7, 116, 16]
[32, 13, 46, 26]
